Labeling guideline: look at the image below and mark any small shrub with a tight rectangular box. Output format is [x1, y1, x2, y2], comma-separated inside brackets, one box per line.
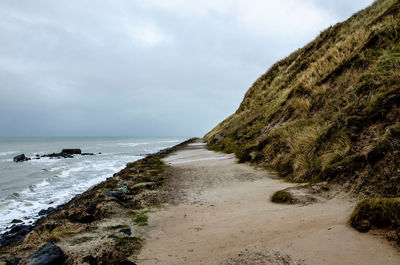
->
[271, 190, 297, 204]
[350, 198, 400, 232]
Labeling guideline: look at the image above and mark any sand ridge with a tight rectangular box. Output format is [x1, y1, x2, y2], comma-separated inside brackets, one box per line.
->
[135, 141, 400, 265]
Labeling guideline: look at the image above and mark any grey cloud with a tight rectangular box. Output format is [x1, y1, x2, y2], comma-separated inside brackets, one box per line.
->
[0, 0, 373, 136]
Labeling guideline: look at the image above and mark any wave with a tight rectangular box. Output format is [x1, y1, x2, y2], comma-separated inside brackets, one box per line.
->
[0, 151, 17, 157]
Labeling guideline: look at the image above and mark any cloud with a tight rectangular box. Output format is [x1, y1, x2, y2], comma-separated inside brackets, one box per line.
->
[0, 0, 374, 136]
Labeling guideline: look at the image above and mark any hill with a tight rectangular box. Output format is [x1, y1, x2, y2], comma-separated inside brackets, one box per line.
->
[205, 0, 400, 198]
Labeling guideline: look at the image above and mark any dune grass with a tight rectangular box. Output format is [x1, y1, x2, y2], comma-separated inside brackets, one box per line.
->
[205, 0, 400, 197]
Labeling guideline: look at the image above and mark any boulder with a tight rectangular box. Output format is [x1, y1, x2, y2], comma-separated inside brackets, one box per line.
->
[0, 224, 33, 248]
[61, 149, 81, 155]
[119, 228, 132, 236]
[13, 154, 30, 162]
[26, 243, 66, 265]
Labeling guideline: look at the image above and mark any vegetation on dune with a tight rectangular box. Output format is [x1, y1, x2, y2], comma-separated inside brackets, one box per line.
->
[271, 190, 297, 204]
[351, 198, 400, 233]
[205, 0, 400, 197]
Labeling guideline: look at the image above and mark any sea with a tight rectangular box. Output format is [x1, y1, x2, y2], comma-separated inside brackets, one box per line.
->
[0, 137, 187, 233]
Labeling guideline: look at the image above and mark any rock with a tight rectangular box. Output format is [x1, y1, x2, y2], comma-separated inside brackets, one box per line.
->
[119, 228, 132, 236]
[13, 154, 30, 162]
[118, 261, 137, 265]
[26, 243, 66, 265]
[42, 153, 73, 159]
[0, 224, 33, 248]
[104, 191, 126, 205]
[61, 149, 81, 155]
[11, 219, 23, 224]
[117, 180, 132, 195]
[38, 207, 56, 216]
[40, 149, 95, 159]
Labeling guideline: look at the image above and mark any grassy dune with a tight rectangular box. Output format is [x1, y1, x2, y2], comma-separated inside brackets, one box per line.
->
[205, 0, 400, 198]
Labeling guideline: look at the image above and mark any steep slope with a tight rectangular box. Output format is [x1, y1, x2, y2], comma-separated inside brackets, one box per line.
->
[205, 0, 400, 197]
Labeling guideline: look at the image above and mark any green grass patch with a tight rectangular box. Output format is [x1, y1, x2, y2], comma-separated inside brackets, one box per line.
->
[113, 236, 143, 245]
[133, 210, 150, 226]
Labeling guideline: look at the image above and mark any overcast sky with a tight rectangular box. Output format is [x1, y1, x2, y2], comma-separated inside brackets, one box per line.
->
[0, 0, 374, 137]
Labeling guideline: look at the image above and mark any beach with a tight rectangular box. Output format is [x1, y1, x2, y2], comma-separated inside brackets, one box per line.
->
[1, 139, 400, 264]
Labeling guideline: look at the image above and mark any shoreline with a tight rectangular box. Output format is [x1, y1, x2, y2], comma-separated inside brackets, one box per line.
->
[0, 138, 197, 264]
[1, 138, 399, 264]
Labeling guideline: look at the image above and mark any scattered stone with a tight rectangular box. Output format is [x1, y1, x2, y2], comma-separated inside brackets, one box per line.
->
[0, 224, 33, 248]
[11, 219, 23, 223]
[13, 154, 30, 162]
[104, 191, 126, 205]
[119, 228, 132, 236]
[26, 243, 66, 265]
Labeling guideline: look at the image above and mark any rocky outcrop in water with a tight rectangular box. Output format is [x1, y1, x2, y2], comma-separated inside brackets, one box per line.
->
[13, 149, 95, 162]
[13, 154, 30, 162]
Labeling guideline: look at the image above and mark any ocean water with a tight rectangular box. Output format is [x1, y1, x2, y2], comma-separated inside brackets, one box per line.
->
[0, 137, 186, 233]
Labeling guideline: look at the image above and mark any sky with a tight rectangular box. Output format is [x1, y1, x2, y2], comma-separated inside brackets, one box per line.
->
[0, 0, 374, 137]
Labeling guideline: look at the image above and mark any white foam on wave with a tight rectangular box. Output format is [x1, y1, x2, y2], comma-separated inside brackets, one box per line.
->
[117, 142, 149, 147]
[0, 154, 144, 232]
[0, 151, 17, 156]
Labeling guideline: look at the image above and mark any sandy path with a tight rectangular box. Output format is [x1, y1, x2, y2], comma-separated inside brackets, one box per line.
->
[136, 142, 400, 265]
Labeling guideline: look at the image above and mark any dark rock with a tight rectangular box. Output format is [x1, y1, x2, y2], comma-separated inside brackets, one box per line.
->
[74, 214, 95, 224]
[107, 235, 118, 239]
[38, 207, 56, 216]
[0, 224, 33, 248]
[118, 261, 137, 265]
[40, 149, 95, 159]
[61, 149, 81, 155]
[104, 191, 125, 205]
[13, 154, 30, 162]
[11, 219, 23, 224]
[26, 243, 66, 265]
[119, 228, 132, 236]
[42, 153, 73, 159]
